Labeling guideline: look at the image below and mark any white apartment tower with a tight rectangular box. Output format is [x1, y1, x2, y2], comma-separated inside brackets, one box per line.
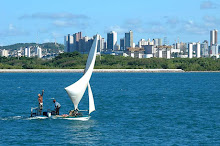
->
[24, 47, 30, 57]
[27, 47, 31, 57]
[35, 46, 42, 58]
[1, 49, 8, 57]
[24, 47, 28, 57]
[37, 47, 42, 58]
[196, 42, 201, 58]
[96, 34, 105, 53]
[188, 43, 193, 58]
[138, 39, 148, 48]
[210, 29, 218, 47]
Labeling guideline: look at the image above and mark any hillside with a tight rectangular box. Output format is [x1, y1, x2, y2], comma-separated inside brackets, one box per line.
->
[0, 42, 64, 53]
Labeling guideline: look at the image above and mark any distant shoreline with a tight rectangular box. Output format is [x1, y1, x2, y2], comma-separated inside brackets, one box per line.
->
[0, 69, 185, 73]
[0, 69, 220, 73]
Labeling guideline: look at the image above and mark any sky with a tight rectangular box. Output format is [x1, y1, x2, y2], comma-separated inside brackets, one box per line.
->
[0, 0, 220, 46]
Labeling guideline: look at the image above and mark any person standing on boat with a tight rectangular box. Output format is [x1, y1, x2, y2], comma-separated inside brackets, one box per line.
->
[38, 89, 44, 115]
[53, 99, 61, 115]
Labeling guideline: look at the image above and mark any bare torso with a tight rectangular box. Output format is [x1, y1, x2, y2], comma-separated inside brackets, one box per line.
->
[38, 96, 43, 104]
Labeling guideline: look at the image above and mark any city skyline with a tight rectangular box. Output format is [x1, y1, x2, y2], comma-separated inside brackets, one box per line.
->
[1, 0, 220, 46]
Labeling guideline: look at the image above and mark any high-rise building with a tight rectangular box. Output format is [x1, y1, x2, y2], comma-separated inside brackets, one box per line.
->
[35, 46, 42, 58]
[179, 42, 187, 54]
[38, 47, 42, 58]
[138, 39, 148, 48]
[73, 32, 82, 51]
[158, 38, 162, 46]
[96, 34, 104, 53]
[103, 42, 107, 51]
[78, 36, 94, 53]
[196, 42, 201, 58]
[107, 31, 117, 51]
[153, 39, 159, 47]
[188, 43, 193, 58]
[97, 37, 105, 53]
[64, 32, 82, 52]
[1, 49, 8, 57]
[201, 40, 209, 57]
[210, 44, 219, 58]
[143, 45, 154, 54]
[27, 47, 31, 57]
[210, 29, 218, 47]
[17, 48, 22, 57]
[120, 38, 125, 50]
[24, 47, 28, 57]
[219, 45, 220, 55]
[24, 47, 31, 57]
[64, 34, 74, 52]
[125, 30, 133, 49]
[64, 36, 68, 52]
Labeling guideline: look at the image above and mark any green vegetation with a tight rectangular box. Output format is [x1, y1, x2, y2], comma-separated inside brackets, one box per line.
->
[0, 52, 220, 71]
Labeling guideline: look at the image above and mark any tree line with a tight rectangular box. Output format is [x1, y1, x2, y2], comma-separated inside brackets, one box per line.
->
[0, 52, 220, 71]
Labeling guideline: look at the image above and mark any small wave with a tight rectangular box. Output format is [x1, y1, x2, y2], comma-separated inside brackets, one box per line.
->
[27, 116, 48, 120]
[0, 116, 22, 121]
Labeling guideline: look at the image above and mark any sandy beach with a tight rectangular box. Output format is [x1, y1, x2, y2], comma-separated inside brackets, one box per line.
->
[0, 69, 185, 73]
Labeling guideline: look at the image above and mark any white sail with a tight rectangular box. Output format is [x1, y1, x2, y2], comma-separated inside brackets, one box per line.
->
[88, 83, 95, 114]
[65, 36, 98, 110]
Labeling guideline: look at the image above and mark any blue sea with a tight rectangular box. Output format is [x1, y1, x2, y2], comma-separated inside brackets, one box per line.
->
[0, 73, 219, 145]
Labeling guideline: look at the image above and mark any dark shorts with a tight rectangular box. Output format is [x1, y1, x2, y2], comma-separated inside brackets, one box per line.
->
[39, 103, 43, 110]
[56, 107, 60, 115]
[56, 107, 60, 112]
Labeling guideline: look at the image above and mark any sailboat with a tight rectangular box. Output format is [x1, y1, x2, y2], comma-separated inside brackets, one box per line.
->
[62, 35, 98, 120]
[30, 35, 97, 120]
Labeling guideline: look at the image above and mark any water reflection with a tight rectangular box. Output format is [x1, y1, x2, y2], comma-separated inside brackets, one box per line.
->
[62, 119, 101, 144]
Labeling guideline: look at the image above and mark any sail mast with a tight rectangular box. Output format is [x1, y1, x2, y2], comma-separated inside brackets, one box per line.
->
[88, 83, 95, 114]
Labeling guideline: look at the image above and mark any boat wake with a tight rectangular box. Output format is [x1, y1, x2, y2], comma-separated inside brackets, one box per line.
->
[28, 116, 48, 120]
[0, 116, 23, 121]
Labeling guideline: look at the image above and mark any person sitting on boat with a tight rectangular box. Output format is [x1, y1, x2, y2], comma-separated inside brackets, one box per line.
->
[74, 109, 82, 116]
[53, 99, 61, 115]
[38, 89, 44, 115]
[69, 110, 74, 116]
[68, 109, 82, 117]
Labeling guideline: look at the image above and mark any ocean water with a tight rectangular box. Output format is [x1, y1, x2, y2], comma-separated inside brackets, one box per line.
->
[0, 73, 219, 145]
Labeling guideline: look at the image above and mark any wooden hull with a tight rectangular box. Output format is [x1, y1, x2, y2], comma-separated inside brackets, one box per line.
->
[52, 115, 90, 121]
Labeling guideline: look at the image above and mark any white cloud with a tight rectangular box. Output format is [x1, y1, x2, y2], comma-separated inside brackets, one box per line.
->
[166, 17, 179, 28]
[147, 21, 161, 26]
[0, 24, 29, 37]
[53, 20, 76, 27]
[9, 24, 15, 30]
[125, 19, 142, 27]
[51, 32, 63, 38]
[203, 15, 220, 27]
[105, 25, 127, 34]
[183, 20, 207, 35]
[137, 26, 166, 34]
[19, 12, 90, 29]
[19, 12, 89, 20]
[200, 1, 218, 9]
[43, 39, 51, 43]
